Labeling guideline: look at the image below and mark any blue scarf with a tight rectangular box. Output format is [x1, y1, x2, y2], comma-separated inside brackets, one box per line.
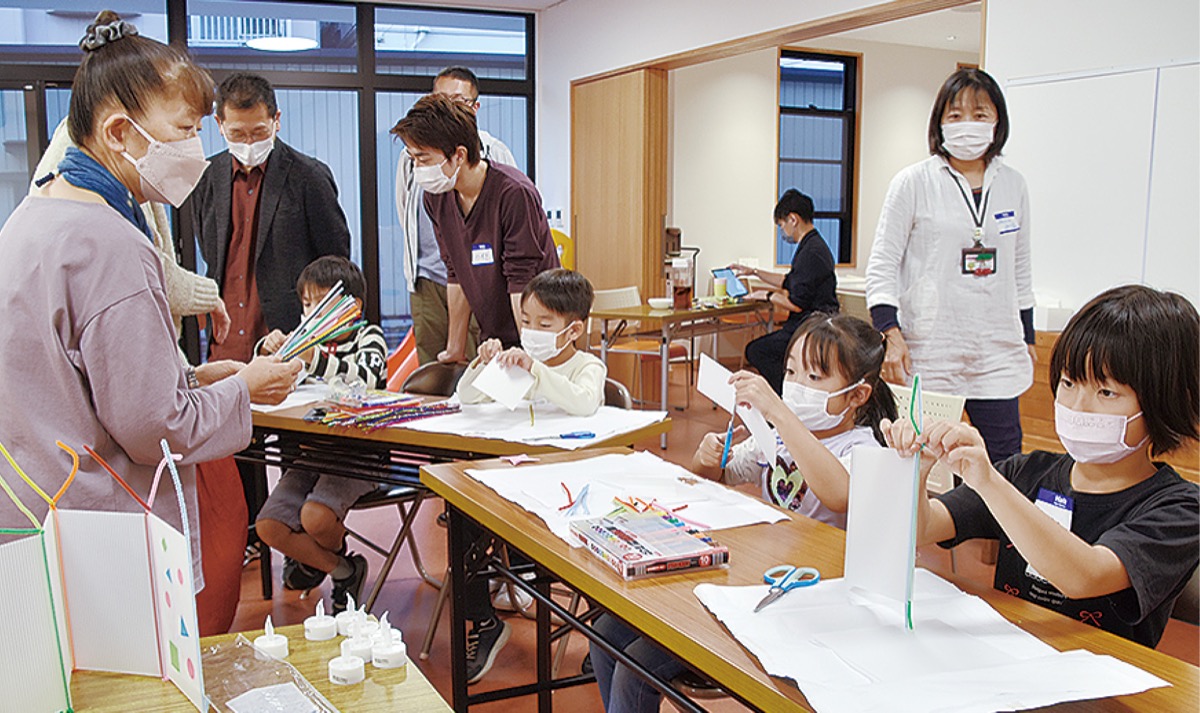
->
[55, 147, 153, 242]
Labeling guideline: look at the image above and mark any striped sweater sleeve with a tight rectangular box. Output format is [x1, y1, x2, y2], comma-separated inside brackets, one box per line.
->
[307, 324, 388, 389]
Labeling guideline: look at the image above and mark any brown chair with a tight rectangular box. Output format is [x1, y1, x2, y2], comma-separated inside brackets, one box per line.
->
[1171, 566, 1200, 626]
[603, 377, 633, 410]
[401, 361, 469, 396]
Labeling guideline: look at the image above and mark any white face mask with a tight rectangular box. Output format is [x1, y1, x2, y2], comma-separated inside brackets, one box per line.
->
[782, 379, 863, 431]
[121, 117, 209, 207]
[226, 132, 275, 168]
[520, 324, 574, 362]
[941, 121, 995, 161]
[1054, 401, 1149, 464]
[413, 159, 459, 194]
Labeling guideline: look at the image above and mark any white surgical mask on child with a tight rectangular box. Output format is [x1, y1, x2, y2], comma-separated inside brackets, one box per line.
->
[226, 133, 275, 168]
[413, 159, 459, 194]
[782, 379, 863, 431]
[941, 121, 994, 161]
[520, 325, 573, 362]
[1054, 401, 1149, 464]
[121, 117, 210, 207]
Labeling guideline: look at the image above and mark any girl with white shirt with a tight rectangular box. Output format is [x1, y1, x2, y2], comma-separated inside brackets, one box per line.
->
[865, 68, 1035, 462]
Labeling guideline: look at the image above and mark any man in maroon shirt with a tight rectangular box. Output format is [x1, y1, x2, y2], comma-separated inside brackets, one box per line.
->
[393, 94, 559, 365]
[192, 73, 351, 363]
[393, 93, 558, 683]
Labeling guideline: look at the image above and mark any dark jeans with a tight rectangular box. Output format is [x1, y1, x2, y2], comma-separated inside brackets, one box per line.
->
[462, 520, 496, 622]
[744, 324, 799, 394]
[964, 397, 1023, 463]
[590, 614, 687, 713]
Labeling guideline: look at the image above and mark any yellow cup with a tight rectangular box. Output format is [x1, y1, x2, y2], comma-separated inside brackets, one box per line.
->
[713, 277, 727, 298]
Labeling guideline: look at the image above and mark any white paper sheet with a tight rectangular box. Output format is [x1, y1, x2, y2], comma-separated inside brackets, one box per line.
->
[250, 382, 332, 413]
[405, 402, 667, 449]
[697, 353, 736, 412]
[0, 533, 71, 713]
[464, 451, 786, 545]
[470, 360, 535, 409]
[693, 570, 1169, 713]
[55, 509, 160, 676]
[696, 353, 774, 461]
[845, 447, 918, 609]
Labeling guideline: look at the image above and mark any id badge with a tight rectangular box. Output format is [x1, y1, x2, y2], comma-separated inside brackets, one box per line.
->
[1025, 488, 1074, 583]
[994, 210, 1020, 235]
[962, 246, 997, 276]
[471, 243, 495, 266]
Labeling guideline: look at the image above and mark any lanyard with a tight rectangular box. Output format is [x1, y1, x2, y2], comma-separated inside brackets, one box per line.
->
[949, 170, 990, 247]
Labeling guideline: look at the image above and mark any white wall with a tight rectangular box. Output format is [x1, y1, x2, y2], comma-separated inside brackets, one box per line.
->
[986, 0, 1200, 315]
[536, 0, 874, 225]
[669, 37, 975, 285]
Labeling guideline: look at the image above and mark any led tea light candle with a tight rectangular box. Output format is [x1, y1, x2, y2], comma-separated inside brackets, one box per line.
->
[371, 612, 407, 670]
[340, 619, 375, 662]
[328, 655, 365, 685]
[352, 606, 380, 638]
[304, 599, 337, 641]
[253, 615, 289, 659]
[335, 594, 359, 636]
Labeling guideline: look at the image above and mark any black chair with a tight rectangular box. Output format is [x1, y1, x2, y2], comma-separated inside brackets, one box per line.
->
[341, 360, 469, 611]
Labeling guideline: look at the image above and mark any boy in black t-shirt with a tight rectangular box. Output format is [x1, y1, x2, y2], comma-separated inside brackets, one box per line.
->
[884, 284, 1198, 647]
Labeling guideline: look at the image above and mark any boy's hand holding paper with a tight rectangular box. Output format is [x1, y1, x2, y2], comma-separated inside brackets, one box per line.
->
[472, 358, 535, 410]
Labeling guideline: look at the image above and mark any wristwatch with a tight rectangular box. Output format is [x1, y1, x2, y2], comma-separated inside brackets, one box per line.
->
[185, 366, 200, 389]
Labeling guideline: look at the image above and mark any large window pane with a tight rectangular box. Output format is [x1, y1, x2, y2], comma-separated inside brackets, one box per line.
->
[45, 86, 69, 135]
[0, 89, 29, 224]
[0, 2, 166, 65]
[375, 6, 526, 80]
[195, 88, 361, 273]
[777, 50, 856, 266]
[375, 90, 529, 348]
[187, 0, 356, 73]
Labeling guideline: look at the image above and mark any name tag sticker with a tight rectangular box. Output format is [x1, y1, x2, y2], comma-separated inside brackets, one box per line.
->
[1025, 487, 1074, 583]
[471, 243, 495, 266]
[994, 210, 1020, 235]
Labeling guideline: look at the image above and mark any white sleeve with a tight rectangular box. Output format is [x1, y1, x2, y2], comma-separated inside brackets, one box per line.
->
[1013, 175, 1035, 310]
[865, 168, 917, 309]
[396, 150, 412, 223]
[487, 137, 518, 168]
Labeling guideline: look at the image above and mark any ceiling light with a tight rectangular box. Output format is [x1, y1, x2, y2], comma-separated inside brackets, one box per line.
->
[946, 35, 957, 41]
[246, 36, 318, 52]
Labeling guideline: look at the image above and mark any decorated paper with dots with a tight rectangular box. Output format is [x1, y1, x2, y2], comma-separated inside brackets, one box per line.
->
[148, 514, 205, 710]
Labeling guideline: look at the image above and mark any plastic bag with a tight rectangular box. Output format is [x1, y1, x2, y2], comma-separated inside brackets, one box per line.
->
[202, 634, 338, 713]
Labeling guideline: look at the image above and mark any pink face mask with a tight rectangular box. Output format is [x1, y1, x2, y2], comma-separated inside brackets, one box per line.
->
[121, 117, 210, 207]
[1054, 401, 1148, 464]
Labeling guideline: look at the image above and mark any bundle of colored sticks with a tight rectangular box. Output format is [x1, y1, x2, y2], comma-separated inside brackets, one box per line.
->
[318, 392, 461, 432]
[275, 280, 367, 362]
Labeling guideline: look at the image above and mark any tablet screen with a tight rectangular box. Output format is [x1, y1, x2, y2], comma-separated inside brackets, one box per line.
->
[711, 268, 749, 298]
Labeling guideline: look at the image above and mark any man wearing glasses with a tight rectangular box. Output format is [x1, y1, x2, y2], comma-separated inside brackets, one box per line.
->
[395, 66, 518, 365]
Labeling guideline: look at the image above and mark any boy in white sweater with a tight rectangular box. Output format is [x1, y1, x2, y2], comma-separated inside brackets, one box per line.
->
[457, 268, 605, 416]
[452, 268, 606, 684]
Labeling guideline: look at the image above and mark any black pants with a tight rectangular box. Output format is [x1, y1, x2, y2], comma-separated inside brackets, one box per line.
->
[462, 520, 497, 622]
[964, 397, 1023, 463]
[745, 325, 799, 394]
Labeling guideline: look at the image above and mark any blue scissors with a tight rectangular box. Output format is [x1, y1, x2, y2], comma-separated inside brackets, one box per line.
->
[754, 565, 820, 612]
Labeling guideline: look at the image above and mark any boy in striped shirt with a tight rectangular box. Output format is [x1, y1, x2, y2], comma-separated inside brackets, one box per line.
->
[255, 255, 386, 611]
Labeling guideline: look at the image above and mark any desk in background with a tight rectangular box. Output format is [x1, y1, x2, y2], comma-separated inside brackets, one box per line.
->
[70, 623, 450, 712]
[422, 448, 1199, 712]
[591, 300, 772, 446]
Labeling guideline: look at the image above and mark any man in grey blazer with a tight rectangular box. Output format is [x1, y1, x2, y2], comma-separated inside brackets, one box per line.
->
[190, 73, 351, 364]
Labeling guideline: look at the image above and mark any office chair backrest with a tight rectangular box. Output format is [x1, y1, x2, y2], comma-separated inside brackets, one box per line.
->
[401, 361, 468, 397]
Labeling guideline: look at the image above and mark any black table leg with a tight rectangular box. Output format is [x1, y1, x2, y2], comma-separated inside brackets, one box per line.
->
[448, 504, 470, 712]
[536, 566, 552, 713]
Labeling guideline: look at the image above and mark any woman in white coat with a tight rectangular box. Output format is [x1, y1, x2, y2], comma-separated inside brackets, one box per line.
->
[865, 68, 1035, 462]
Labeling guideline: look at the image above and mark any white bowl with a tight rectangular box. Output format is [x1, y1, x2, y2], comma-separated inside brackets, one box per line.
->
[647, 297, 673, 310]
